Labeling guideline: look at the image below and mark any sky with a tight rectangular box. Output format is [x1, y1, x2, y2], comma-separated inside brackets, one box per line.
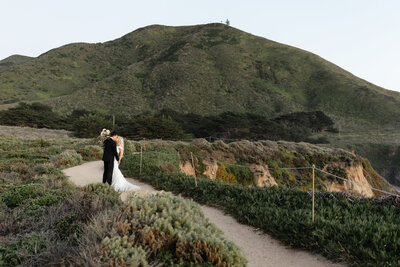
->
[1, 0, 399, 92]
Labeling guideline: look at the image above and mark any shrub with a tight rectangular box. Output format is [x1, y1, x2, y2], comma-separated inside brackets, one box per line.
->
[120, 148, 179, 176]
[51, 149, 82, 168]
[81, 183, 121, 205]
[23, 203, 47, 217]
[216, 165, 236, 184]
[54, 214, 83, 240]
[0, 233, 47, 267]
[78, 145, 103, 161]
[34, 163, 62, 176]
[21, 233, 47, 254]
[111, 193, 247, 266]
[225, 164, 255, 186]
[31, 190, 65, 206]
[0, 241, 20, 267]
[1, 184, 45, 208]
[101, 237, 147, 266]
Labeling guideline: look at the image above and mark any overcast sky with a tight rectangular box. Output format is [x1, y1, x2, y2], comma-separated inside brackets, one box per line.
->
[1, 0, 399, 92]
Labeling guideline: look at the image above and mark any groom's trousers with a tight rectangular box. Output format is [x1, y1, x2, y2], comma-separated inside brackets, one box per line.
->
[103, 160, 114, 185]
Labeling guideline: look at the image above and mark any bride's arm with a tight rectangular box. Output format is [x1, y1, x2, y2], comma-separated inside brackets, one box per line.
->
[118, 147, 123, 164]
[119, 148, 124, 159]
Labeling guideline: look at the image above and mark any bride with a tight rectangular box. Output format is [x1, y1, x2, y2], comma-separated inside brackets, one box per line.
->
[111, 136, 141, 192]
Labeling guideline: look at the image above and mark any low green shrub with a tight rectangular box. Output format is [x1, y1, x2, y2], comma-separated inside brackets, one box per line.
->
[23, 203, 47, 217]
[159, 251, 214, 267]
[1, 184, 45, 208]
[120, 148, 179, 176]
[81, 183, 121, 205]
[54, 214, 83, 240]
[0, 233, 47, 267]
[109, 193, 247, 266]
[0, 241, 20, 267]
[101, 237, 147, 266]
[18, 189, 67, 217]
[31, 190, 64, 206]
[50, 149, 82, 168]
[78, 145, 103, 161]
[21, 233, 47, 254]
[225, 164, 255, 186]
[137, 172, 400, 266]
[34, 163, 62, 176]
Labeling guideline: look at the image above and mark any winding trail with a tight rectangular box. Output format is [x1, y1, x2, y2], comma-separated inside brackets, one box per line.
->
[63, 161, 345, 267]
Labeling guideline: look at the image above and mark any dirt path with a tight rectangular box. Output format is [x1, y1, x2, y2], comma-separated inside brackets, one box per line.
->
[63, 161, 345, 267]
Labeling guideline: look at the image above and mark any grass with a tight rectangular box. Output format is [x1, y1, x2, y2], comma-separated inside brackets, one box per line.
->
[0, 125, 72, 139]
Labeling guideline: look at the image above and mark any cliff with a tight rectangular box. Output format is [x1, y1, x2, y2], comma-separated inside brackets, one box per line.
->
[176, 139, 396, 197]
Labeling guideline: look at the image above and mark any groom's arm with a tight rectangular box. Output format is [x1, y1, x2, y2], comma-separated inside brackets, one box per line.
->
[112, 141, 120, 162]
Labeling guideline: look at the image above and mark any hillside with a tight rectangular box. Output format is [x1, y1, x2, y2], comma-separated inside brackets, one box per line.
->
[1, 23, 400, 125]
[1, 23, 399, 185]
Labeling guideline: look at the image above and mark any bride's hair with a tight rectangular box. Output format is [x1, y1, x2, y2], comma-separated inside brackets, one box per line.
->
[118, 136, 124, 150]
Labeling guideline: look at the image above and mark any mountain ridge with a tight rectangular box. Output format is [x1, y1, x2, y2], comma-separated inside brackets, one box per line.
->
[1, 23, 399, 126]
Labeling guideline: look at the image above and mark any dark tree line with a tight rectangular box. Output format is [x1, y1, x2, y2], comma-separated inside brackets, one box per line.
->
[0, 103, 337, 143]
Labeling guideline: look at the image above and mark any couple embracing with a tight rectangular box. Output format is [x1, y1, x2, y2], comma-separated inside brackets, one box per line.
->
[102, 131, 140, 191]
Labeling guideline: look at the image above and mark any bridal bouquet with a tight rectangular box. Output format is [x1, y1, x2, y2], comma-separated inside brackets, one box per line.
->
[96, 128, 111, 145]
[100, 128, 111, 138]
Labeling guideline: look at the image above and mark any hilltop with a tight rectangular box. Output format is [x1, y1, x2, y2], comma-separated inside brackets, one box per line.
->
[0, 54, 33, 72]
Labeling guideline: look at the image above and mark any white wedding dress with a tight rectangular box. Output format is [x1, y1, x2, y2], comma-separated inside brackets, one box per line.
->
[111, 146, 141, 192]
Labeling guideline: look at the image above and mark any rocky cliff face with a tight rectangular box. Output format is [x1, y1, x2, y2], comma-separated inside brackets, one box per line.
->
[177, 139, 396, 197]
[180, 159, 278, 187]
[180, 159, 378, 197]
[323, 164, 374, 197]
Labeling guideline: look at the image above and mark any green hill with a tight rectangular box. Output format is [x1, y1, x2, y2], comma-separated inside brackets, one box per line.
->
[1, 23, 400, 124]
[0, 23, 399, 185]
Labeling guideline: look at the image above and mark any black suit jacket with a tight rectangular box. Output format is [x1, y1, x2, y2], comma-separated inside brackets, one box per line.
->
[102, 138, 119, 162]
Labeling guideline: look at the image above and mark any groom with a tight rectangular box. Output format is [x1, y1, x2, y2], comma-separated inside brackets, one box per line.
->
[102, 131, 120, 185]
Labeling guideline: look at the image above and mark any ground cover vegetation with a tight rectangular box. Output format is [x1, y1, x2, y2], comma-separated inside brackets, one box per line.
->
[123, 172, 400, 266]
[0, 128, 245, 266]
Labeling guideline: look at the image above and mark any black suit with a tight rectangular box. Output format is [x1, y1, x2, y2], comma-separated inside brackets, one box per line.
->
[102, 138, 120, 185]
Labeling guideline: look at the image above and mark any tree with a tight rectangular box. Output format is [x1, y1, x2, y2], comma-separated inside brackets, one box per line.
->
[225, 19, 230, 26]
[0, 102, 66, 129]
[120, 116, 185, 140]
[72, 113, 113, 138]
